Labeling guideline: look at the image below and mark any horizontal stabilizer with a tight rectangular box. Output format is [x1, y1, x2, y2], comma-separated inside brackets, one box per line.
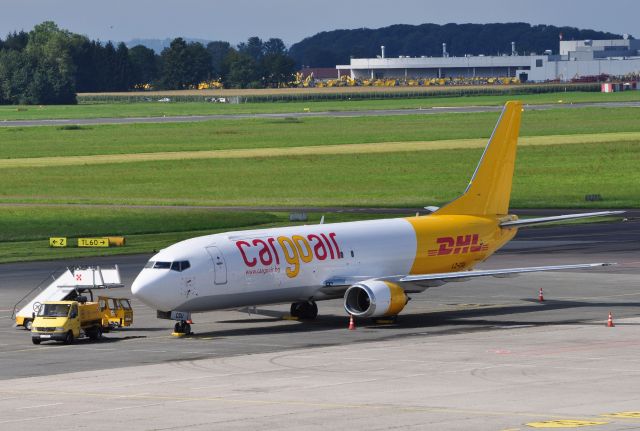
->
[501, 211, 625, 228]
[399, 262, 614, 284]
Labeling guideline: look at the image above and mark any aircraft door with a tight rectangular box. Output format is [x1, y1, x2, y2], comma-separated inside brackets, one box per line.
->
[206, 246, 228, 285]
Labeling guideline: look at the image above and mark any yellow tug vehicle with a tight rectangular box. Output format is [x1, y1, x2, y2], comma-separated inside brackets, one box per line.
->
[98, 296, 133, 329]
[13, 266, 134, 344]
[31, 298, 103, 344]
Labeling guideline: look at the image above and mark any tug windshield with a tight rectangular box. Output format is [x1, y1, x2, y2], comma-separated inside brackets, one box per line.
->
[37, 303, 71, 317]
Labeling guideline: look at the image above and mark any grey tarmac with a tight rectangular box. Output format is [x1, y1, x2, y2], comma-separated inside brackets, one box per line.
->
[0, 219, 639, 429]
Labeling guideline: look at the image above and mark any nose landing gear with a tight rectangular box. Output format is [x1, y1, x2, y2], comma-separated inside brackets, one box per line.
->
[173, 320, 191, 336]
[157, 311, 193, 337]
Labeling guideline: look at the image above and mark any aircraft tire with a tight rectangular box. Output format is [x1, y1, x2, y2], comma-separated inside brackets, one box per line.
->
[174, 321, 190, 334]
[290, 301, 318, 320]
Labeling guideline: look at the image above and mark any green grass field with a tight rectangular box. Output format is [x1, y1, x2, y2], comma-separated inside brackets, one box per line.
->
[3, 107, 640, 159]
[1, 91, 639, 120]
[1, 141, 637, 208]
[1, 95, 637, 263]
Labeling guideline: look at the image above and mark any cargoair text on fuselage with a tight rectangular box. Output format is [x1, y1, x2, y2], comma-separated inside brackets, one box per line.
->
[131, 101, 621, 329]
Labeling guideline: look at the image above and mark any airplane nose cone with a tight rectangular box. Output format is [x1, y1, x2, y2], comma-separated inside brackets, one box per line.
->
[130, 277, 144, 296]
[131, 272, 156, 308]
[131, 269, 182, 311]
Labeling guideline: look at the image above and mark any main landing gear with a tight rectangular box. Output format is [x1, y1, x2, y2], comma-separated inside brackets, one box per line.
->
[174, 320, 191, 335]
[290, 301, 318, 320]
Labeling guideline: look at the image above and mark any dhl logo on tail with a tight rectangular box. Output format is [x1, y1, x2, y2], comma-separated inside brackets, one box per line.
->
[427, 234, 489, 256]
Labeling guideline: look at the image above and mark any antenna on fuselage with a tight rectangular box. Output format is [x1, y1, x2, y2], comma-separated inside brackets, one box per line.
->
[319, 215, 325, 224]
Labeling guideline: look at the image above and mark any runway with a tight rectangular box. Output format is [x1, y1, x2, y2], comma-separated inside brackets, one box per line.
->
[2, 100, 639, 127]
[1, 219, 639, 429]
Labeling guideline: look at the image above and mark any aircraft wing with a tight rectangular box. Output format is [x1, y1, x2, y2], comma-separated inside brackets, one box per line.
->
[500, 211, 625, 228]
[398, 262, 614, 284]
[321, 263, 614, 294]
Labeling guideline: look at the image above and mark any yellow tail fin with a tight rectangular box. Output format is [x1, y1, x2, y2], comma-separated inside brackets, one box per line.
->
[435, 101, 522, 216]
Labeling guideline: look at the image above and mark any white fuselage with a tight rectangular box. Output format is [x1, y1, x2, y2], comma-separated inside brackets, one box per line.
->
[132, 218, 420, 312]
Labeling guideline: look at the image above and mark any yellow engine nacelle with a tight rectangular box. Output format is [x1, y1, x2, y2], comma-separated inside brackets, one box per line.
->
[344, 280, 408, 318]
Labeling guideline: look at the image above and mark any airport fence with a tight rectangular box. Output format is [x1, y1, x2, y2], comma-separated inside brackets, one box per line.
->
[78, 83, 600, 104]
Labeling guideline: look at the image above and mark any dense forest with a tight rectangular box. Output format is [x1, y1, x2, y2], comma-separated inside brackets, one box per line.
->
[0, 22, 295, 104]
[289, 23, 623, 67]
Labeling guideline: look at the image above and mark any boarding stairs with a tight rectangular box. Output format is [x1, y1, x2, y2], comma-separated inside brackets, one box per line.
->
[11, 265, 123, 328]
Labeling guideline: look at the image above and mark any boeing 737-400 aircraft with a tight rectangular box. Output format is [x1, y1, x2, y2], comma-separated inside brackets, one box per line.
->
[131, 101, 622, 334]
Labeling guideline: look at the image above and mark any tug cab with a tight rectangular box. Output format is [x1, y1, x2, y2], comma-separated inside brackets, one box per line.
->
[98, 296, 133, 328]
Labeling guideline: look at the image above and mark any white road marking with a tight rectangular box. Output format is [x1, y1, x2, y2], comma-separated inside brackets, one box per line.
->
[16, 402, 63, 410]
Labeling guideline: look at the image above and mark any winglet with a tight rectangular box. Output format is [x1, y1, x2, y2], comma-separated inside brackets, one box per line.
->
[435, 101, 522, 216]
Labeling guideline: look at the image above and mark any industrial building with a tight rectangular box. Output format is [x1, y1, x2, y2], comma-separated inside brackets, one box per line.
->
[336, 38, 640, 82]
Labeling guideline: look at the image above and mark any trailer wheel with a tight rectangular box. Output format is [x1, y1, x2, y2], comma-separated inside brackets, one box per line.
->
[24, 320, 32, 331]
[64, 331, 75, 344]
[88, 326, 102, 341]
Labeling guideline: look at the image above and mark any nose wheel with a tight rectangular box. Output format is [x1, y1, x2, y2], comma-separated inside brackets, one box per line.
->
[173, 320, 191, 335]
[290, 301, 318, 320]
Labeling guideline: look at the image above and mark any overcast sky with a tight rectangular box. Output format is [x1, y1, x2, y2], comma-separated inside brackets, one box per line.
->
[1, 0, 638, 46]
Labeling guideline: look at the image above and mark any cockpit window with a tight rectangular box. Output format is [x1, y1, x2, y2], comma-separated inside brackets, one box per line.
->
[146, 260, 190, 271]
[171, 261, 191, 272]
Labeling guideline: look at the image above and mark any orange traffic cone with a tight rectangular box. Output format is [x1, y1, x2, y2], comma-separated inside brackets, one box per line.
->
[538, 288, 544, 302]
[607, 312, 615, 327]
[348, 314, 356, 330]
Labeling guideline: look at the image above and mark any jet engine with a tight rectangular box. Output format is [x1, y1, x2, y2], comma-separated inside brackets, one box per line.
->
[343, 280, 408, 318]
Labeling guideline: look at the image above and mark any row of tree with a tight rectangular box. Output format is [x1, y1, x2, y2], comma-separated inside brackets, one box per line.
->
[0, 22, 296, 104]
[289, 23, 623, 67]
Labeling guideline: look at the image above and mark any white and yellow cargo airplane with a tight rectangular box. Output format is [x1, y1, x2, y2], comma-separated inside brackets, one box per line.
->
[131, 101, 622, 333]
